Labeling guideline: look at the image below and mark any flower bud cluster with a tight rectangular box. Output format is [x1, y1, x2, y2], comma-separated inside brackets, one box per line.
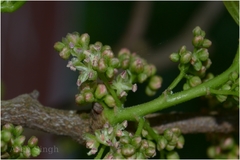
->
[54, 33, 161, 109]
[84, 120, 185, 159]
[216, 71, 239, 103]
[156, 128, 184, 152]
[169, 26, 213, 90]
[84, 121, 158, 159]
[1, 123, 40, 159]
[207, 135, 239, 159]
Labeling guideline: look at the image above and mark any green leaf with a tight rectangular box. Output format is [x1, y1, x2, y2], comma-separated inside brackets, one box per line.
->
[223, 1, 239, 26]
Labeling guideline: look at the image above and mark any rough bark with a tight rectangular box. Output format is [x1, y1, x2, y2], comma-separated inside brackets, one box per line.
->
[1, 91, 238, 146]
[1, 90, 105, 145]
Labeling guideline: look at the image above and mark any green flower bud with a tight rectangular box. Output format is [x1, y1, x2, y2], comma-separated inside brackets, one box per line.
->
[1, 140, 7, 152]
[157, 136, 167, 150]
[144, 64, 157, 76]
[189, 76, 202, 87]
[180, 51, 192, 64]
[176, 135, 185, 149]
[202, 39, 212, 48]
[127, 152, 137, 159]
[88, 70, 97, 81]
[130, 58, 144, 73]
[98, 58, 108, 72]
[84, 91, 94, 103]
[140, 139, 149, 150]
[192, 36, 204, 47]
[102, 49, 114, 60]
[13, 135, 26, 146]
[229, 71, 238, 81]
[183, 83, 191, 90]
[12, 144, 22, 155]
[193, 60, 202, 71]
[28, 136, 38, 148]
[203, 58, 212, 69]
[94, 84, 108, 99]
[164, 129, 173, 141]
[170, 53, 180, 62]
[121, 144, 136, 157]
[93, 42, 102, 51]
[171, 128, 181, 137]
[216, 95, 227, 102]
[102, 45, 111, 52]
[141, 129, 148, 137]
[121, 59, 130, 69]
[31, 146, 41, 157]
[221, 84, 231, 91]
[145, 86, 156, 96]
[104, 94, 116, 108]
[203, 73, 214, 82]
[109, 58, 120, 68]
[13, 125, 23, 137]
[118, 48, 131, 57]
[79, 33, 90, 48]
[131, 136, 142, 149]
[148, 76, 162, 90]
[1, 130, 12, 142]
[166, 151, 180, 159]
[138, 73, 148, 83]
[197, 48, 209, 61]
[192, 26, 202, 36]
[207, 146, 216, 158]
[59, 47, 71, 60]
[113, 152, 125, 159]
[166, 144, 175, 151]
[106, 67, 115, 79]
[120, 136, 131, 144]
[22, 146, 31, 158]
[168, 135, 178, 146]
[54, 42, 65, 52]
[66, 32, 80, 45]
[2, 123, 14, 132]
[75, 94, 85, 104]
[220, 137, 234, 150]
[179, 46, 187, 55]
[135, 152, 145, 159]
[144, 147, 156, 158]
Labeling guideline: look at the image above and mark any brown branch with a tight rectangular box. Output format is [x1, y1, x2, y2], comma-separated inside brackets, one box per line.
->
[1, 91, 238, 147]
[147, 111, 239, 134]
[1, 90, 105, 145]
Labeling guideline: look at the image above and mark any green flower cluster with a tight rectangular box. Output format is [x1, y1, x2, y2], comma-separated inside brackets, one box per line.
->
[54, 32, 162, 108]
[142, 127, 184, 159]
[169, 26, 212, 90]
[1, 123, 40, 159]
[84, 121, 156, 159]
[216, 71, 239, 103]
[207, 135, 239, 159]
[84, 121, 184, 159]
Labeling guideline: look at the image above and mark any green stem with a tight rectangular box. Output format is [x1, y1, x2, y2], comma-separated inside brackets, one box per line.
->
[94, 145, 106, 159]
[98, 73, 122, 107]
[1, 1, 26, 13]
[144, 122, 159, 141]
[209, 89, 239, 96]
[134, 117, 145, 136]
[109, 48, 239, 124]
[167, 69, 186, 91]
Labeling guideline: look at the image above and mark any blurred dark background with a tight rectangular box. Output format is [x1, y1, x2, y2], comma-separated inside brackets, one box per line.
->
[1, 1, 238, 158]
